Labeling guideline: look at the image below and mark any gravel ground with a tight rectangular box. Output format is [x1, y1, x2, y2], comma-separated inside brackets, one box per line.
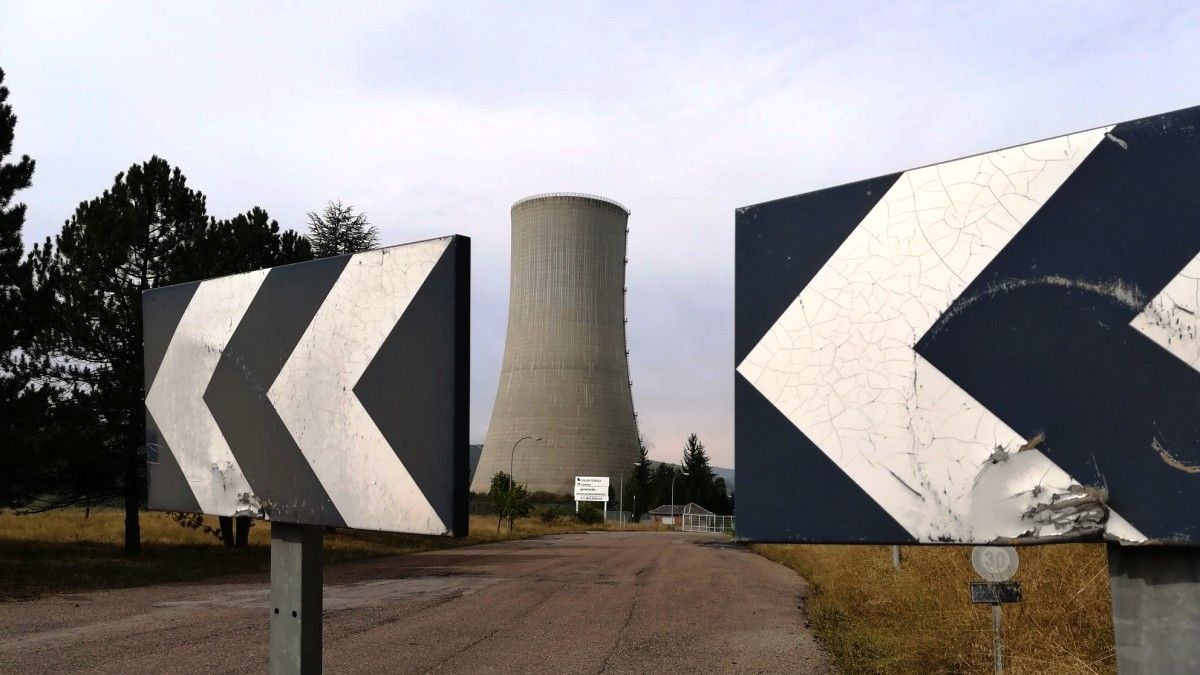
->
[0, 531, 832, 674]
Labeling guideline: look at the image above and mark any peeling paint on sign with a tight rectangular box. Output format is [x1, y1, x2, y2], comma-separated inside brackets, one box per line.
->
[143, 236, 470, 536]
[737, 106, 1200, 545]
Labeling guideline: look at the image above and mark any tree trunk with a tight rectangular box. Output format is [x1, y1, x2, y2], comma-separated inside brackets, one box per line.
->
[235, 516, 250, 548]
[123, 461, 141, 555]
[218, 516, 235, 548]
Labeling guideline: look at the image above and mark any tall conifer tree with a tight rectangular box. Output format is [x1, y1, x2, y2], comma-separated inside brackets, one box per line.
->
[28, 157, 311, 553]
[306, 200, 378, 257]
[0, 66, 41, 506]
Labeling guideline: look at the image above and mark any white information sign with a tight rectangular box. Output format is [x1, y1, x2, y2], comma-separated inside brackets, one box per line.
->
[574, 476, 610, 502]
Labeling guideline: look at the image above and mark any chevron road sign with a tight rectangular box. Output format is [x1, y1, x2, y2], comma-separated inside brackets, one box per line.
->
[143, 235, 469, 536]
[736, 106, 1200, 545]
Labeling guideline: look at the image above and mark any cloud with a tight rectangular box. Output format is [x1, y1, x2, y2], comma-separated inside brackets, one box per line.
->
[3, 1, 1199, 467]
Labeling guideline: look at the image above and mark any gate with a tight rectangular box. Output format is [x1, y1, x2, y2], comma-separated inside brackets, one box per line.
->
[681, 513, 735, 534]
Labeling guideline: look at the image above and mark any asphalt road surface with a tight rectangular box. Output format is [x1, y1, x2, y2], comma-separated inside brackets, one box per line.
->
[0, 531, 832, 673]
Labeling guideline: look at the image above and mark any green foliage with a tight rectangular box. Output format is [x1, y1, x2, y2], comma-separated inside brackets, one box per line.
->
[487, 470, 531, 532]
[22, 156, 310, 553]
[638, 434, 732, 516]
[576, 502, 602, 525]
[528, 490, 573, 504]
[205, 207, 312, 273]
[0, 66, 34, 352]
[678, 434, 731, 514]
[306, 200, 378, 257]
[648, 461, 676, 510]
[535, 506, 559, 524]
[0, 65, 44, 509]
[628, 439, 652, 521]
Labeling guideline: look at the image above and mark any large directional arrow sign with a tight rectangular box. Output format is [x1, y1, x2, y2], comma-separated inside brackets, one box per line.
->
[736, 106, 1200, 545]
[144, 235, 469, 536]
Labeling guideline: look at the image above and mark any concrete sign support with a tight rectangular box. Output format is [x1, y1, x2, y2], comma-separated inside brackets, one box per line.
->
[1108, 545, 1200, 674]
[143, 235, 470, 674]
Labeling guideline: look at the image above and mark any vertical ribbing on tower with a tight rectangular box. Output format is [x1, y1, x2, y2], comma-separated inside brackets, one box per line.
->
[472, 193, 641, 495]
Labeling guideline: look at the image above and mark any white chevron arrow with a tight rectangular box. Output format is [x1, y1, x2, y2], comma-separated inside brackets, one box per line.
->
[1131, 249, 1200, 374]
[268, 238, 451, 535]
[146, 269, 268, 515]
[738, 127, 1146, 543]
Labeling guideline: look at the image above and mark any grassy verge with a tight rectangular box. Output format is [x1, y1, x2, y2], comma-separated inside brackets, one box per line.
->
[753, 543, 1114, 674]
[0, 508, 662, 601]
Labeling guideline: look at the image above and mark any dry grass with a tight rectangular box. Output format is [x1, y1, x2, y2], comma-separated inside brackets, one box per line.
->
[753, 543, 1115, 674]
[0, 508, 663, 600]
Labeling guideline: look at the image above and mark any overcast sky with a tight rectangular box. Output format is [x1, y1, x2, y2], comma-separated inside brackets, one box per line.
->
[2, 2, 1198, 468]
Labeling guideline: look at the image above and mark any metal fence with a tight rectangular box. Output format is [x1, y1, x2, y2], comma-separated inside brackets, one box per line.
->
[680, 513, 736, 534]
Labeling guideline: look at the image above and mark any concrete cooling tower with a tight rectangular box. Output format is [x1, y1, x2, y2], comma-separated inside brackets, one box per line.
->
[471, 193, 641, 495]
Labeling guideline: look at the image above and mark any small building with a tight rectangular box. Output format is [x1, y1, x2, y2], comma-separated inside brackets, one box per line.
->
[646, 502, 714, 527]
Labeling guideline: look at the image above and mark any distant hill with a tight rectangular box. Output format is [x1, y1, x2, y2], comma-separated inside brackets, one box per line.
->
[648, 460, 735, 493]
[713, 466, 735, 493]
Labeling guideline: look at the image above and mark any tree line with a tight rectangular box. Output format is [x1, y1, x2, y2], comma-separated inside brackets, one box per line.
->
[480, 432, 732, 531]
[626, 433, 733, 521]
[0, 65, 378, 553]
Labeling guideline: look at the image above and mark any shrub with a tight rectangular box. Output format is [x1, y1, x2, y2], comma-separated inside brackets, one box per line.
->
[576, 503, 603, 525]
[536, 506, 559, 524]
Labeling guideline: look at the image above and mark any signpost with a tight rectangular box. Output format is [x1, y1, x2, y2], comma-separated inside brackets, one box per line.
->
[970, 546, 1021, 674]
[575, 476, 610, 519]
[143, 235, 470, 674]
[735, 106, 1200, 671]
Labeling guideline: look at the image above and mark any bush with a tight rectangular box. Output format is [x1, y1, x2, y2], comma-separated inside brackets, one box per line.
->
[576, 503, 603, 525]
[529, 491, 574, 504]
[536, 506, 559, 524]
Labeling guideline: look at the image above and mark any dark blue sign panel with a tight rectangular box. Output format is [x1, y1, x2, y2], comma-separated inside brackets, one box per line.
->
[736, 107, 1200, 545]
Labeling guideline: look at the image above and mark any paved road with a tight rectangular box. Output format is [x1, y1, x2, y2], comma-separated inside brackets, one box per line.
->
[0, 532, 832, 673]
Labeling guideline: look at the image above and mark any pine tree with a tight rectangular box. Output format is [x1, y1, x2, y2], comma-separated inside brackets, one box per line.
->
[306, 200, 378, 257]
[206, 207, 312, 274]
[0, 65, 42, 507]
[0, 67, 33, 345]
[629, 440, 652, 521]
[678, 433, 730, 513]
[26, 157, 311, 553]
[649, 462, 676, 511]
[680, 433, 714, 504]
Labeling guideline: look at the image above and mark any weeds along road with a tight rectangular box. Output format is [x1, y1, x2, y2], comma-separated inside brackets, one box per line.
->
[0, 531, 831, 674]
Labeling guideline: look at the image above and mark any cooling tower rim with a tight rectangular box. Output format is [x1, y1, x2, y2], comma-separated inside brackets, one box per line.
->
[511, 192, 630, 215]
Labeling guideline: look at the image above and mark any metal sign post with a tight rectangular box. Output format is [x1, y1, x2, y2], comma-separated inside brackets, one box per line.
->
[270, 523, 323, 674]
[991, 604, 1002, 674]
[970, 546, 1021, 674]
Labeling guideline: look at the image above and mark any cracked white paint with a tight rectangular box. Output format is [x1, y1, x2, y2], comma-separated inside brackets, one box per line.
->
[739, 127, 1148, 543]
[146, 270, 267, 515]
[1131, 249, 1200, 374]
[269, 238, 452, 535]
